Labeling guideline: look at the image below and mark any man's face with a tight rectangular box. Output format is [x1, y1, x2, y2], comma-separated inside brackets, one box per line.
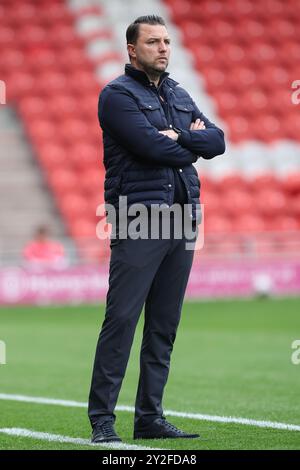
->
[128, 24, 171, 74]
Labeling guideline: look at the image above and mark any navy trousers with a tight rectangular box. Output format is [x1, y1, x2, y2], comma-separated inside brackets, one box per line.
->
[88, 214, 197, 428]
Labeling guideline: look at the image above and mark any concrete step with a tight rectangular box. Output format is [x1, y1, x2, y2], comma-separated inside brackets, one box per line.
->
[0, 213, 64, 236]
[0, 107, 18, 128]
[0, 171, 46, 187]
[0, 156, 39, 171]
[0, 195, 55, 210]
[0, 105, 67, 258]
[0, 144, 36, 158]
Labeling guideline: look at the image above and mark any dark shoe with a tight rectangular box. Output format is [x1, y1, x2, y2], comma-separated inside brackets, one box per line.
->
[133, 417, 200, 440]
[91, 417, 122, 443]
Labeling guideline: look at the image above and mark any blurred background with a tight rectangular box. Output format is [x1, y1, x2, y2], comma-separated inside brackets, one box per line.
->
[0, 0, 300, 303]
[1, 1, 300, 451]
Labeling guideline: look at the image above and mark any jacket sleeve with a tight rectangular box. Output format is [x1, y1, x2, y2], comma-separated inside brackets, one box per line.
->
[177, 100, 226, 159]
[99, 87, 198, 167]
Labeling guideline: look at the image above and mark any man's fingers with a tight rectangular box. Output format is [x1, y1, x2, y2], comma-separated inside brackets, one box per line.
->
[191, 119, 206, 130]
[168, 120, 206, 132]
[192, 119, 200, 129]
[190, 119, 201, 130]
[159, 129, 178, 140]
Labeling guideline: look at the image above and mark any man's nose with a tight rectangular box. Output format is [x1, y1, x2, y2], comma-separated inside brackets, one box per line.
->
[158, 42, 167, 52]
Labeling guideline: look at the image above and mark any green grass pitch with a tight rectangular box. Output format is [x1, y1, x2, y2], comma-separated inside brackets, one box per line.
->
[0, 297, 299, 450]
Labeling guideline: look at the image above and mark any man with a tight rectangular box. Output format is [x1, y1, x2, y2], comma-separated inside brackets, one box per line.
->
[88, 15, 225, 443]
[23, 225, 66, 269]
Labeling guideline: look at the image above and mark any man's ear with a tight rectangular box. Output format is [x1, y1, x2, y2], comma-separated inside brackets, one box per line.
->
[127, 44, 136, 60]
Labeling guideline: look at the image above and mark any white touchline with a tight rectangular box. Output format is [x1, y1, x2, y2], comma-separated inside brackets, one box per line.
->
[0, 428, 163, 451]
[0, 393, 300, 433]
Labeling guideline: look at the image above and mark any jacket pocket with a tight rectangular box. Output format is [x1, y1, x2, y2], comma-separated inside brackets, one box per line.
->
[173, 103, 194, 113]
[138, 101, 162, 128]
[173, 102, 194, 129]
[138, 102, 161, 111]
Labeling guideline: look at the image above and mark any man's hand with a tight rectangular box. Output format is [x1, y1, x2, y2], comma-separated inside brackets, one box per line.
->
[159, 129, 179, 141]
[159, 119, 206, 141]
[190, 118, 206, 130]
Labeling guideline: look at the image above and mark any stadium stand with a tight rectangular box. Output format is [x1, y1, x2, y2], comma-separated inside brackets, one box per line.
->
[0, 0, 299, 264]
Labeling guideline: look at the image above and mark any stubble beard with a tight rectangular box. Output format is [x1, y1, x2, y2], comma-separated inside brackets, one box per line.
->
[138, 58, 168, 83]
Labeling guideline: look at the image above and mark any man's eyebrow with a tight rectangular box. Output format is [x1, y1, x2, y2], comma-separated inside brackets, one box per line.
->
[146, 36, 171, 40]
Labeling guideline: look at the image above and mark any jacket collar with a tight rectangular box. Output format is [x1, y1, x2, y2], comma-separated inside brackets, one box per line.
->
[125, 63, 178, 88]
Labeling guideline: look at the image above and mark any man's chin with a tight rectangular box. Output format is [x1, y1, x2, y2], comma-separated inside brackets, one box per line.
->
[153, 63, 168, 73]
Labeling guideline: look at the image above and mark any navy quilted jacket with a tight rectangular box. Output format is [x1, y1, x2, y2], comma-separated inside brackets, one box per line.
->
[98, 64, 225, 222]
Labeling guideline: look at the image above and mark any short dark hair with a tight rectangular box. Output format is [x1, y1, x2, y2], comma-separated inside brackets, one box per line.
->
[126, 15, 166, 45]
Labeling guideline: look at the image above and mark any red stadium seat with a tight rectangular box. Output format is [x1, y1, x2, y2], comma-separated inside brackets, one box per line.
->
[47, 24, 83, 49]
[222, 189, 254, 217]
[25, 48, 57, 73]
[60, 192, 90, 219]
[282, 173, 300, 195]
[18, 96, 45, 119]
[0, 49, 25, 74]
[70, 219, 97, 239]
[89, 191, 105, 215]
[232, 214, 266, 233]
[284, 111, 300, 141]
[36, 144, 69, 171]
[226, 66, 257, 91]
[37, 4, 74, 27]
[256, 189, 288, 217]
[46, 94, 78, 120]
[205, 214, 233, 233]
[7, 3, 37, 23]
[213, 90, 240, 117]
[267, 216, 300, 232]
[6, 71, 37, 102]
[240, 89, 269, 116]
[164, 0, 194, 19]
[217, 174, 249, 192]
[250, 174, 280, 193]
[225, 115, 252, 142]
[58, 119, 91, 146]
[26, 119, 57, 144]
[0, 27, 15, 48]
[199, 175, 217, 193]
[290, 195, 300, 218]
[36, 71, 67, 96]
[58, 46, 92, 72]
[251, 115, 281, 142]
[68, 70, 98, 94]
[68, 143, 100, 169]
[16, 25, 48, 48]
[260, 65, 290, 91]
[201, 191, 221, 213]
[48, 169, 78, 196]
[80, 168, 104, 194]
[167, 0, 299, 145]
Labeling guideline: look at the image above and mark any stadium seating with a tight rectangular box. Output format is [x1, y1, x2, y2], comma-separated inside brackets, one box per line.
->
[0, 0, 112, 261]
[163, 0, 300, 257]
[164, 0, 300, 142]
[0, 0, 299, 262]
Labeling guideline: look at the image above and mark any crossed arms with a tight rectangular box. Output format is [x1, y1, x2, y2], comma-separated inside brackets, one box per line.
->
[99, 87, 225, 167]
